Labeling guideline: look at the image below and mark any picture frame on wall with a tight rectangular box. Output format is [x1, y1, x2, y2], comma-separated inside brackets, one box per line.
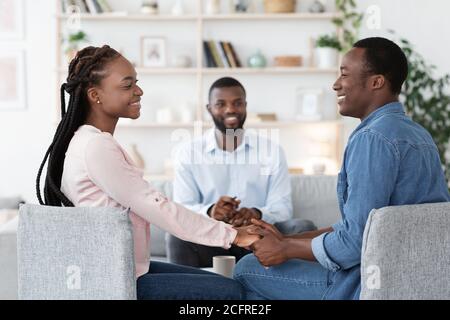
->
[0, 48, 26, 110]
[141, 36, 167, 67]
[0, 0, 24, 40]
[295, 88, 324, 121]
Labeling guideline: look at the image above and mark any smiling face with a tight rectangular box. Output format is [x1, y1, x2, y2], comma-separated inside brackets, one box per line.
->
[207, 86, 247, 133]
[333, 47, 375, 119]
[88, 56, 144, 120]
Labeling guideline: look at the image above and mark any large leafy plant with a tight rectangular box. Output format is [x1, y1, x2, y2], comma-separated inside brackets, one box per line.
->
[394, 34, 450, 187]
[316, 0, 363, 52]
[332, 0, 364, 52]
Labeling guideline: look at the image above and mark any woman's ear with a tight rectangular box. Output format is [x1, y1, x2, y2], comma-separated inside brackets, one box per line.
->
[86, 87, 100, 105]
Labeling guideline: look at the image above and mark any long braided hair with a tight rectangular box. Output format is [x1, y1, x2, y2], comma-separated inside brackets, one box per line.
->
[36, 45, 121, 206]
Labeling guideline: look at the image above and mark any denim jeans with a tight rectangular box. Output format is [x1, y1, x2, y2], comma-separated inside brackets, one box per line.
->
[137, 261, 244, 300]
[233, 254, 332, 300]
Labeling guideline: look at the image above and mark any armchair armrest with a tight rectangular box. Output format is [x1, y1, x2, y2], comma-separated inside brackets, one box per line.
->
[361, 202, 450, 300]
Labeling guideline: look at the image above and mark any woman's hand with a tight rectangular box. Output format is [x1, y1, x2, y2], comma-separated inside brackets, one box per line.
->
[232, 225, 261, 248]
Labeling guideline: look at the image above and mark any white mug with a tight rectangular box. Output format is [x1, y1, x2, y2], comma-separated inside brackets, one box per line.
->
[213, 255, 236, 278]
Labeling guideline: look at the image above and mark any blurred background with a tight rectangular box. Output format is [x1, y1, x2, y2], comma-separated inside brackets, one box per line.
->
[1, 0, 449, 203]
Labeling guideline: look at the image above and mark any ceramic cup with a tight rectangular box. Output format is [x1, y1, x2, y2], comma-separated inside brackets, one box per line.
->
[213, 255, 236, 278]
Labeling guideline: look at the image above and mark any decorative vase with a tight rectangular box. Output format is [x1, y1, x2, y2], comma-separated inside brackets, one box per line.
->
[308, 0, 325, 13]
[247, 50, 267, 68]
[312, 162, 326, 175]
[171, 0, 184, 15]
[205, 0, 221, 14]
[173, 55, 192, 68]
[315, 47, 338, 69]
[141, 0, 158, 15]
[128, 144, 146, 170]
[234, 0, 250, 12]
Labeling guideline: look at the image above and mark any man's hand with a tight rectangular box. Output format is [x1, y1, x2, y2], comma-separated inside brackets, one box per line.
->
[229, 208, 261, 227]
[246, 219, 288, 267]
[248, 218, 283, 240]
[249, 228, 289, 267]
[209, 196, 240, 222]
[232, 225, 262, 248]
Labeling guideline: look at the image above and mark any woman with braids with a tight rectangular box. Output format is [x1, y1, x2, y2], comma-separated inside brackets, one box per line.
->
[36, 45, 258, 299]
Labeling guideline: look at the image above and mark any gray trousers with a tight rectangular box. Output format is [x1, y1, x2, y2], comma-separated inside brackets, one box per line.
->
[166, 218, 317, 268]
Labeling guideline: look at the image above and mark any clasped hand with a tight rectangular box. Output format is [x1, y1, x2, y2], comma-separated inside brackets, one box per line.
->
[242, 219, 290, 267]
[209, 196, 261, 227]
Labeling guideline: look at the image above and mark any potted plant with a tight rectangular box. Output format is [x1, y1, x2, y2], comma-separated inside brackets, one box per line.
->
[315, 33, 342, 68]
[314, 0, 363, 68]
[64, 31, 88, 64]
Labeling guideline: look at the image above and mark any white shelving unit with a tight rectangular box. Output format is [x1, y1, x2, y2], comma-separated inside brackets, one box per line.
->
[55, 0, 344, 173]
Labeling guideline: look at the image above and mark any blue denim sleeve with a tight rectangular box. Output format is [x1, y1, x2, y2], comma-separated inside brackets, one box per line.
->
[311, 232, 341, 271]
[315, 130, 400, 271]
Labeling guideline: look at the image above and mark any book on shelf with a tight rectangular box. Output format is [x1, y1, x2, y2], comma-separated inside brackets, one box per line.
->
[216, 42, 231, 68]
[203, 41, 216, 68]
[61, 0, 112, 14]
[227, 42, 242, 67]
[203, 40, 242, 68]
[222, 42, 237, 68]
[207, 40, 224, 68]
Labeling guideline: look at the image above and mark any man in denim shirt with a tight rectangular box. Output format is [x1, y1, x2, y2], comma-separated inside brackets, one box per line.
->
[233, 37, 450, 299]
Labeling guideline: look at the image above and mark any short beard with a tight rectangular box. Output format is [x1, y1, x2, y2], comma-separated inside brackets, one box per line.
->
[212, 114, 247, 134]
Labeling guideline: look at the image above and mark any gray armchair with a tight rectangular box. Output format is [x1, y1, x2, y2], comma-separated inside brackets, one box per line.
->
[17, 204, 136, 300]
[361, 202, 450, 300]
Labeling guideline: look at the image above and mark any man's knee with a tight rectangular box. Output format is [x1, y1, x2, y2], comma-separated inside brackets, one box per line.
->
[275, 218, 317, 235]
[165, 234, 198, 262]
[233, 254, 261, 280]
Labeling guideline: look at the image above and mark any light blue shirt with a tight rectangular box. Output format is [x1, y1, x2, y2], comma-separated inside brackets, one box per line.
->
[311, 102, 450, 299]
[173, 128, 293, 224]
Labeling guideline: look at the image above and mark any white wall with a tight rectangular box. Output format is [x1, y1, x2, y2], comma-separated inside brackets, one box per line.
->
[1, 0, 450, 203]
[0, 0, 56, 202]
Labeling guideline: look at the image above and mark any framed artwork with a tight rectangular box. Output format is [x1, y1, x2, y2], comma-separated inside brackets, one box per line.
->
[141, 36, 167, 67]
[295, 88, 324, 121]
[0, 48, 26, 110]
[0, 0, 24, 40]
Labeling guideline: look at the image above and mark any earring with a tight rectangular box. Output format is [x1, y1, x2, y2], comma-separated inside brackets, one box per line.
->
[96, 100, 101, 104]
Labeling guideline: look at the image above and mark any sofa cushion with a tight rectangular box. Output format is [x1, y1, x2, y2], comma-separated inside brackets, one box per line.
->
[0, 196, 24, 209]
[290, 175, 340, 228]
[17, 204, 136, 300]
[0, 216, 18, 300]
[361, 202, 450, 300]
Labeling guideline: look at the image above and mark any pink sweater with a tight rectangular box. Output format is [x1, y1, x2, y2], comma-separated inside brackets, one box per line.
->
[61, 125, 237, 277]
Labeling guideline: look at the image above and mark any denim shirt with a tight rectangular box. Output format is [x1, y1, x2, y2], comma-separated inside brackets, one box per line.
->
[311, 102, 450, 299]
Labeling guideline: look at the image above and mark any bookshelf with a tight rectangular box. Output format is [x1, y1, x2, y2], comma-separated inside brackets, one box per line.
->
[55, 0, 345, 174]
